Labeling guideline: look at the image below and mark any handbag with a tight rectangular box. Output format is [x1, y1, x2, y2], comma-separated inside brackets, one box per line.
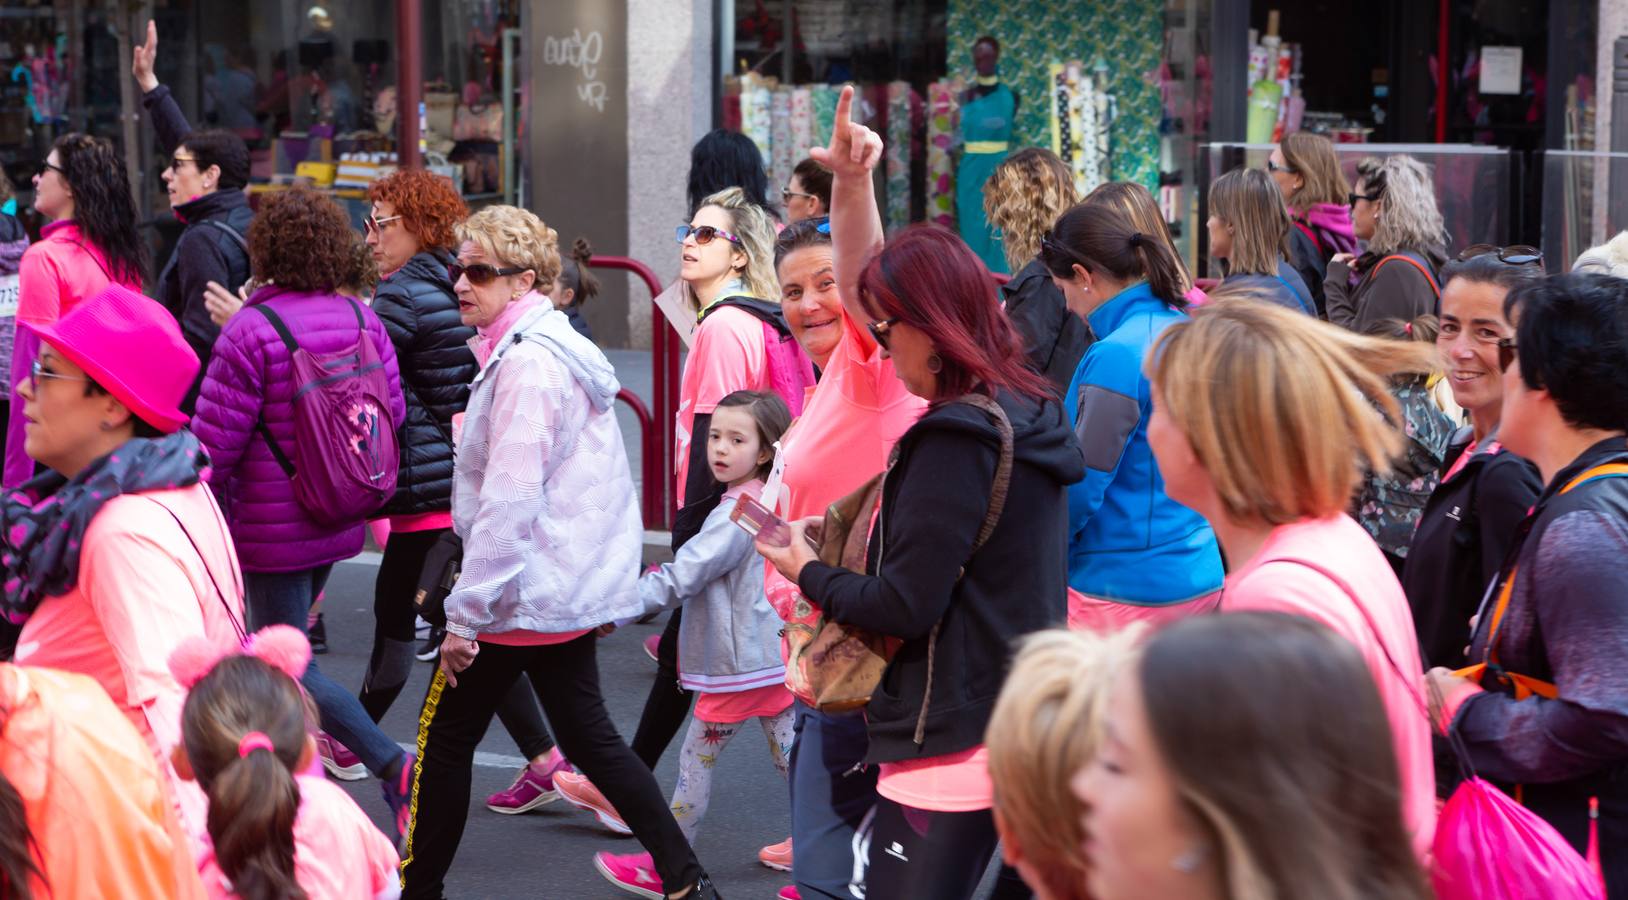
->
[785, 393, 1013, 740]
[454, 103, 504, 142]
[414, 531, 463, 629]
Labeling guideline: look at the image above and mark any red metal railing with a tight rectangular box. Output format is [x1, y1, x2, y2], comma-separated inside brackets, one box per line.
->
[591, 256, 678, 531]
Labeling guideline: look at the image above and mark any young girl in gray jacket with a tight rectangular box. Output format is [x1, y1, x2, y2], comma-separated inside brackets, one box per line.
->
[635, 390, 794, 845]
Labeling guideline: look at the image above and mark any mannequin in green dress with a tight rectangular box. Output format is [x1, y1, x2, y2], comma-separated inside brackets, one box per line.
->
[957, 35, 1018, 274]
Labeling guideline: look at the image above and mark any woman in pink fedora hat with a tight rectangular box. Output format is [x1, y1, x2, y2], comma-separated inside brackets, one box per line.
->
[1, 281, 246, 861]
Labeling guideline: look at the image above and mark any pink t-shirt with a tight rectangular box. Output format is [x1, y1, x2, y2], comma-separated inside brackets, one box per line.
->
[13, 484, 246, 853]
[1222, 514, 1436, 859]
[199, 775, 401, 900]
[695, 682, 794, 724]
[675, 305, 770, 505]
[877, 745, 993, 813]
[766, 310, 926, 684]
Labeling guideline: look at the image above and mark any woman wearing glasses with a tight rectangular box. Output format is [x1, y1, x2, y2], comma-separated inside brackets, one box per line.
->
[1325, 155, 1448, 333]
[401, 204, 721, 900]
[783, 158, 832, 223]
[8, 134, 147, 489]
[190, 186, 414, 837]
[1401, 247, 1544, 668]
[1269, 132, 1356, 316]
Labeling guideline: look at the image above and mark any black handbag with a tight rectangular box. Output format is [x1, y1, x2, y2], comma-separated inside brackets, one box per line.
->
[414, 531, 463, 628]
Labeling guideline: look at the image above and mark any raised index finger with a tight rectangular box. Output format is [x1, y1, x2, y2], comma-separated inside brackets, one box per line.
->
[833, 85, 854, 132]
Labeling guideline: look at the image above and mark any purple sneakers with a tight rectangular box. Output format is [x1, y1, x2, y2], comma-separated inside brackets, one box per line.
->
[485, 747, 573, 814]
[382, 752, 415, 848]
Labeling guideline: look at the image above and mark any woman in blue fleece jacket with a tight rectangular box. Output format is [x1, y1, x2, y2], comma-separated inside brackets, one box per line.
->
[1040, 193, 1224, 631]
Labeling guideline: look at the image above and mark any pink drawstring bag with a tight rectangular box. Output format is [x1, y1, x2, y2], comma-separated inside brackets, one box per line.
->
[1430, 779, 1604, 900]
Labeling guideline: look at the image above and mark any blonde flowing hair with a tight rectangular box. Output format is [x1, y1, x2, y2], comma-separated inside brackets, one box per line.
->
[1356, 155, 1447, 258]
[986, 627, 1141, 900]
[683, 186, 780, 311]
[1146, 291, 1437, 525]
[983, 148, 1080, 272]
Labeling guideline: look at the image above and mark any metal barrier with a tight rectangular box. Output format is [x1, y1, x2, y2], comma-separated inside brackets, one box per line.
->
[590, 255, 678, 531]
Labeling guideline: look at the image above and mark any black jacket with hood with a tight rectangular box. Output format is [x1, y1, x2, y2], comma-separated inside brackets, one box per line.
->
[799, 386, 1084, 764]
[371, 249, 477, 516]
[1001, 257, 1093, 396]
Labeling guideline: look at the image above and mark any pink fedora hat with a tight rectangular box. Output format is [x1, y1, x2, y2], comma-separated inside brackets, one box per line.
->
[30, 283, 199, 433]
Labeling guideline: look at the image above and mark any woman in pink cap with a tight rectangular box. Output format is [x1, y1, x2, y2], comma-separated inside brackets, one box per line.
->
[1, 282, 245, 859]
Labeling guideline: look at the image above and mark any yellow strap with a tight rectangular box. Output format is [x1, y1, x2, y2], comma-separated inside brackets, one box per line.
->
[1560, 462, 1628, 494]
[964, 141, 1010, 154]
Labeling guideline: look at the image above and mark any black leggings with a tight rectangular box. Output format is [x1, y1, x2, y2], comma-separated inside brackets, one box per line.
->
[862, 798, 1032, 900]
[630, 605, 694, 768]
[360, 527, 555, 761]
[401, 634, 704, 897]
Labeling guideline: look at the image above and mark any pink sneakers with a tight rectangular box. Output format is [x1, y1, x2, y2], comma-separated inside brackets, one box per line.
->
[554, 769, 632, 835]
[643, 633, 661, 662]
[317, 731, 367, 781]
[486, 747, 572, 814]
[758, 836, 793, 872]
[594, 851, 663, 899]
[776, 886, 801, 899]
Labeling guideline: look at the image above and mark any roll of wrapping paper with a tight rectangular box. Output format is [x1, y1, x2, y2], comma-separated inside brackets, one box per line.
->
[812, 85, 838, 148]
[926, 80, 958, 230]
[791, 87, 814, 162]
[742, 76, 774, 171]
[885, 81, 912, 234]
[771, 87, 795, 192]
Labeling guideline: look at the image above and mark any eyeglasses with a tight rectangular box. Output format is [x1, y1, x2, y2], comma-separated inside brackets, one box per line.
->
[1455, 243, 1544, 266]
[782, 187, 818, 202]
[35, 161, 64, 179]
[168, 154, 197, 171]
[866, 316, 901, 351]
[1348, 190, 1382, 207]
[29, 359, 89, 390]
[1497, 337, 1518, 372]
[675, 224, 742, 246]
[1266, 159, 1296, 175]
[448, 262, 527, 286]
[364, 213, 404, 235]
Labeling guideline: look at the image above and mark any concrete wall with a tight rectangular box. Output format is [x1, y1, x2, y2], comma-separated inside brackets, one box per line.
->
[625, 0, 715, 348]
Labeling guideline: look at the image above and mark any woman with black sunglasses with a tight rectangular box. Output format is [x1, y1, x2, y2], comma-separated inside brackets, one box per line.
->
[9, 134, 148, 491]
[1401, 248, 1544, 668]
[1324, 155, 1449, 333]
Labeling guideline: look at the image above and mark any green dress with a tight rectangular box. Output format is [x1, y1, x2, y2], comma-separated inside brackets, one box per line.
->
[957, 83, 1016, 274]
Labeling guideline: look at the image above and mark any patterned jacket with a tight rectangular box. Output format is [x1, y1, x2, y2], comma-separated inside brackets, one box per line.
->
[1353, 381, 1455, 558]
[444, 303, 643, 638]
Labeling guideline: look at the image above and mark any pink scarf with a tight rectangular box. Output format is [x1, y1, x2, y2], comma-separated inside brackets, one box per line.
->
[474, 290, 546, 367]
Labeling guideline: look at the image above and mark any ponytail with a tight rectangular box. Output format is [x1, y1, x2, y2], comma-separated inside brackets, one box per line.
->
[1042, 199, 1190, 308]
[0, 766, 42, 900]
[558, 237, 601, 306]
[205, 747, 306, 900]
[1132, 234, 1190, 309]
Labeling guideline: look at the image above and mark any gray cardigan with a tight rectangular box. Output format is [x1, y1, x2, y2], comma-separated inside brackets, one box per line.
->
[639, 482, 787, 692]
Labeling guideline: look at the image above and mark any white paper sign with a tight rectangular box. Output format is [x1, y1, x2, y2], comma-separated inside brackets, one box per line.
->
[0, 274, 17, 319]
[1480, 46, 1522, 96]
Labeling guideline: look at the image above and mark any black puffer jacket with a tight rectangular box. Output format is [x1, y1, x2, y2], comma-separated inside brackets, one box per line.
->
[372, 249, 477, 516]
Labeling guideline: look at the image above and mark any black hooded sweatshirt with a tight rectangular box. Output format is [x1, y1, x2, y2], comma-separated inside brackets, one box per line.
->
[799, 386, 1084, 764]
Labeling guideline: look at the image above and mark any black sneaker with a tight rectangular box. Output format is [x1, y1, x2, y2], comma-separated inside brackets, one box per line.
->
[416, 625, 445, 662]
[689, 876, 722, 899]
[308, 613, 328, 654]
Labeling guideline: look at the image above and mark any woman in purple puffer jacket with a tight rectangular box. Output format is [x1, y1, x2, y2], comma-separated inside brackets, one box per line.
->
[191, 186, 414, 836]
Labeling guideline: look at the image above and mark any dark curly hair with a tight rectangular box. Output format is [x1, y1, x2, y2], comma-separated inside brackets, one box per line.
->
[53, 133, 149, 285]
[368, 169, 467, 252]
[248, 187, 358, 292]
[181, 129, 251, 191]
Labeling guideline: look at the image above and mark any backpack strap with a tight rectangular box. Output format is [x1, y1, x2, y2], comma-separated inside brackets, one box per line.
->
[206, 219, 249, 253]
[914, 391, 1015, 747]
[1273, 274, 1315, 316]
[701, 296, 795, 340]
[1293, 220, 1324, 258]
[250, 303, 299, 478]
[142, 493, 247, 644]
[1373, 253, 1442, 300]
[251, 303, 300, 354]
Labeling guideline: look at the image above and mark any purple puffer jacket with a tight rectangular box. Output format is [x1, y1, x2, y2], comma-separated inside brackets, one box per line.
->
[193, 285, 405, 572]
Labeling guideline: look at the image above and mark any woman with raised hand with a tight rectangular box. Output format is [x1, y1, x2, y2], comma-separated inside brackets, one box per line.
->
[1269, 132, 1356, 315]
[1206, 167, 1314, 315]
[759, 84, 1082, 900]
[1144, 295, 1438, 855]
[1040, 196, 1223, 632]
[1075, 612, 1430, 900]
[401, 205, 720, 900]
[8, 133, 148, 488]
[1325, 154, 1447, 333]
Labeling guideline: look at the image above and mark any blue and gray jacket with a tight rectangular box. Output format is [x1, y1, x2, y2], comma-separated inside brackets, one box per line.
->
[1063, 281, 1224, 604]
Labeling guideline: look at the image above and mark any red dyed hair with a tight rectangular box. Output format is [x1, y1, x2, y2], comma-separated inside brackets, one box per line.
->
[368, 169, 469, 252]
[859, 226, 1051, 404]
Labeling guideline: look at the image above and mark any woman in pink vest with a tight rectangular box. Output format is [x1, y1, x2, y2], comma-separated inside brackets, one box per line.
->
[9, 134, 148, 488]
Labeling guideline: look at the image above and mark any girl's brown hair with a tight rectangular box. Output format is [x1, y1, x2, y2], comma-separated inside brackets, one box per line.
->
[982, 148, 1080, 272]
[181, 655, 311, 900]
[1146, 293, 1436, 525]
[557, 237, 601, 307]
[1279, 132, 1351, 214]
[1209, 167, 1291, 277]
[1138, 612, 1431, 900]
[714, 390, 791, 479]
[1042, 199, 1191, 308]
[1081, 182, 1195, 295]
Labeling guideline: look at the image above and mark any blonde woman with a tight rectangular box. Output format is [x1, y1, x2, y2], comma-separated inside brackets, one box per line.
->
[1270, 132, 1356, 314]
[987, 627, 1139, 900]
[400, 205, 721, 899]
[1206, 168, 1314, 315]
[984, 148, 1090, 392]
[1082, 182, 1205, 306]
[1143, 295, 1437, 857]
[1325, 155, 1448, 332]
[1572, 229, 1628, 277]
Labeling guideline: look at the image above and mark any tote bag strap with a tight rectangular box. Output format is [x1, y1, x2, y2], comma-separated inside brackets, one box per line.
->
[143, 493, 247, 644]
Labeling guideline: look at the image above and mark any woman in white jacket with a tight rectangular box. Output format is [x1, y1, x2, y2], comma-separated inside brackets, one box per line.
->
[400, 205, 721, 900]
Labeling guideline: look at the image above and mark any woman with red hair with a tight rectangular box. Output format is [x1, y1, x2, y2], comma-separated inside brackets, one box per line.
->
[758, 86, 1082, 900]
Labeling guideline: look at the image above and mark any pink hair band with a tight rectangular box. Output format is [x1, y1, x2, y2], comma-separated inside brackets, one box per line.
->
[237, 731, 276, 758]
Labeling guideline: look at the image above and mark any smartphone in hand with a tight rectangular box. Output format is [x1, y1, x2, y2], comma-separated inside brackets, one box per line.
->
[730, 494, 794, 547]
